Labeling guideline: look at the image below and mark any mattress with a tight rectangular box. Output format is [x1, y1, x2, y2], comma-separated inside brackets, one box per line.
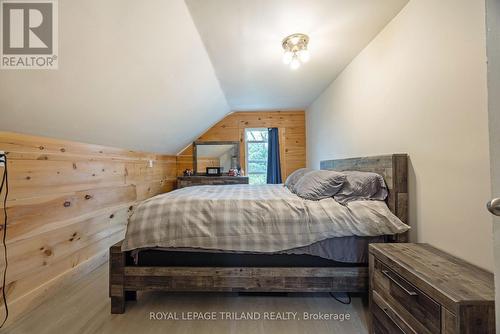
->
[122, 184, 409, 253]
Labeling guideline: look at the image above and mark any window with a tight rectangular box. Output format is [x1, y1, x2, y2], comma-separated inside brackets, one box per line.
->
[245, 128, 268, 185]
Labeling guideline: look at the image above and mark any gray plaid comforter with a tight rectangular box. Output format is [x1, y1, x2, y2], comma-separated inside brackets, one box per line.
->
[122, 184, 409, 252]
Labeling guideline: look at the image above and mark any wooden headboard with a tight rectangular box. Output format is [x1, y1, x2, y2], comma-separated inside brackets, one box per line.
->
[320, 154, 408, 229]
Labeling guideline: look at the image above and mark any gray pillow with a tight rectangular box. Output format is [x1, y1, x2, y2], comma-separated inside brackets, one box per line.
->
[293, 170, 346, 200]
[334, 171, 388, 204]
[284, 168, 312, 191]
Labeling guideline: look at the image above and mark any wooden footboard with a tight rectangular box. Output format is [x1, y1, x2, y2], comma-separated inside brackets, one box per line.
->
[109, 240, 369, 314]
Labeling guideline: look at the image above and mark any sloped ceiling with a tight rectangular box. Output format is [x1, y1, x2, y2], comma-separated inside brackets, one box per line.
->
[186, 0, 409, 110]
[0, 0, 230, 154]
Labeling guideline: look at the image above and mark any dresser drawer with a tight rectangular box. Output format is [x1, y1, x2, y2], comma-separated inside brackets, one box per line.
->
[372, 303, 405, 334]
[372, 291, 417, 334]
[372, 258, 441, 334]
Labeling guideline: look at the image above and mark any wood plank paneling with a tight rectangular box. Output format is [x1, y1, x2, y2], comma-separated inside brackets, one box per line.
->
[0, 131, 176, 326]
[176, 111, 306, 180]
[3, 185, 137, 242]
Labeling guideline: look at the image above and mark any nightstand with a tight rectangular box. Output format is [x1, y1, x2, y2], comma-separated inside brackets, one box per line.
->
[177, 176, 249, 188]
[369, 243, 495, 334]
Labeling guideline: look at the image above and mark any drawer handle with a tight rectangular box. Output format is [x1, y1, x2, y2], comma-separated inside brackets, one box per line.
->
[382, 270, 418, 296]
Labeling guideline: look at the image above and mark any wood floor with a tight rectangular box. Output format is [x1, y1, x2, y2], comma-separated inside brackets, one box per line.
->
[5, 263, 369, 334]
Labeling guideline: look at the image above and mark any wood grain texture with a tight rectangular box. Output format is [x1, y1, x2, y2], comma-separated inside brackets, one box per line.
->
[0, 131, 176, 326]
[177, 176, 249, 188]
[372, 257, 438, 334]
[442, 308, 458, 334]
[371, 291, 416, 334]
[176, 111, 306, 180]
[110, 242, 368, 313]
[369, 243, 495, 334]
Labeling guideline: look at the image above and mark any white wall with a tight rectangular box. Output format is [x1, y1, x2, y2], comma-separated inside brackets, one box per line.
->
[0, 0, 229, 154]
[307, 0, 493, 270]
[486, 0, 500, 325]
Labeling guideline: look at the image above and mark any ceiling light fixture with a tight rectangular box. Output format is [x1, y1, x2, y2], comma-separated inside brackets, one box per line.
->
[282, 33, 310, 70]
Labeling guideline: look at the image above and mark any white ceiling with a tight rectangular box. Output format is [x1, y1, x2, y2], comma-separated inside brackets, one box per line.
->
[186, 0, 409, 111]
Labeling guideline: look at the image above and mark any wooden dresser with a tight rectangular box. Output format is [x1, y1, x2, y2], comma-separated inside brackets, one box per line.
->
[369, 243, 495, 334]
[177, 176, 249, 188]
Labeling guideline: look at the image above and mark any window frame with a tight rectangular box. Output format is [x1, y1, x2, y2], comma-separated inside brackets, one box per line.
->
[245, 128, 269, 184]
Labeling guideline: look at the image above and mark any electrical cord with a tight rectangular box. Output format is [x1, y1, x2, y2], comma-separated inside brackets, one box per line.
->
[0, 153, 8, 328]
[329, 292, 351, 305]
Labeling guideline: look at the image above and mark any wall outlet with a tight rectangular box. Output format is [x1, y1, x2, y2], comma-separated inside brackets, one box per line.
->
[0, 151, 4, 167]
[148, 160, 153, 168]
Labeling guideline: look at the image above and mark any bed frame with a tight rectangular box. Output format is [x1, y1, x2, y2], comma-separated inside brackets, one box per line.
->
[109, 154, 408, 313]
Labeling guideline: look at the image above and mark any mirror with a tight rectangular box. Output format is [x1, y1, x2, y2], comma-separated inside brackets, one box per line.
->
[193, 141, 240, 175]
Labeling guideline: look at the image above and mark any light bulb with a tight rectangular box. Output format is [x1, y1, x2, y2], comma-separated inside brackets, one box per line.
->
[290, 56, 300, 70]
[298, 49, 310, 63]
[282, 51, 293, 65]
[290, 36, 300, 45]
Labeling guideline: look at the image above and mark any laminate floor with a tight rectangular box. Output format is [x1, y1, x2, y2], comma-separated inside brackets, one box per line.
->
[5, 263, 369, 334]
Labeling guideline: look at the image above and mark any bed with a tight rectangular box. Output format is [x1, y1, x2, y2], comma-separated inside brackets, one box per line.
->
[109, 154, 409, 313]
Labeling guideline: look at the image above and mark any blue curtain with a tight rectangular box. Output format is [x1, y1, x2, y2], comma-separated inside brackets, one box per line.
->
[267, 128, 282, 184]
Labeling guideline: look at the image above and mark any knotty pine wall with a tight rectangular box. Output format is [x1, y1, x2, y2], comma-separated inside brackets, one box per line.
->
[0, 132, 176, 325]
[177, 111, 306, 179]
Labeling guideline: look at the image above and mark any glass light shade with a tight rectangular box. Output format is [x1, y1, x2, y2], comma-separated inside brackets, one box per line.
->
[290, 57, 301, 70]
[282, 51, 293, 65]
[290, 36, 300, 45]
[298, 49, 310, 63]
